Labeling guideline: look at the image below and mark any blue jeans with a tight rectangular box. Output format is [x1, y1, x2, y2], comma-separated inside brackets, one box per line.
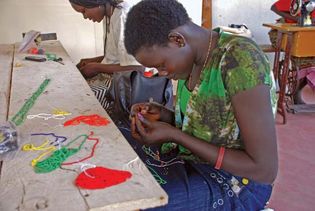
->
[119, 127, 272, 211]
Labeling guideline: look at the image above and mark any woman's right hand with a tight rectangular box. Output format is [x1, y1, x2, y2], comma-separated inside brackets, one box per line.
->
[77, 58, 95, 69]
[130, 102, 169, 141]
[130, 102, 174, 124]
[131, 113, 177, 145]
[76, 56, 104, 70]
[130, 102, 162, 121]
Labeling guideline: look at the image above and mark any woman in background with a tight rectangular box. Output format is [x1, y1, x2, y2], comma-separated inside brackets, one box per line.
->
[69, 0, 172, 126]
[69, 0, 144, 110]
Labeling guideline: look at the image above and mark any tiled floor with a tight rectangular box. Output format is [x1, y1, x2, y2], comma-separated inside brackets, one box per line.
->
[267, 86, 315, 211]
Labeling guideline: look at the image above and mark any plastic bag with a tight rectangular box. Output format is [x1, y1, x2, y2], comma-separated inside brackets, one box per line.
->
[0, 121, 19, 159]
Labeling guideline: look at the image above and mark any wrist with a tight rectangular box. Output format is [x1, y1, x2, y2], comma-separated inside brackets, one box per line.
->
[90, 63, 101, 74]
[160, 107, 174, 125]
[168, 127, 182, 144]
[82, 63, 100, 78]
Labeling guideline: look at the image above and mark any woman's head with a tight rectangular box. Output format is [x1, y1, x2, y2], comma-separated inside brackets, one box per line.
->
[124, 0, 194, 80]
[70, 0, 122, 22]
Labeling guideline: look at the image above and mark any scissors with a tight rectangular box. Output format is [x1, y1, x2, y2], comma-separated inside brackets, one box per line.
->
[53, 57, 65, 65]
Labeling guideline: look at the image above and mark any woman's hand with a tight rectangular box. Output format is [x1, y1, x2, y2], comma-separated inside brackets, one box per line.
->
[77, 58, 94, 69]
[130, 103, 162, 140]
[131, 113, 177, 145]
[130, 102, 174, 124]
[79, 63, 99, 78]
[76, 56, 104, 69]
[130, 102, 161, 121]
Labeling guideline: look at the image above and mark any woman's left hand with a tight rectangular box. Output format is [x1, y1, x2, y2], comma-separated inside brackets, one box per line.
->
[131, 114, 177, 145]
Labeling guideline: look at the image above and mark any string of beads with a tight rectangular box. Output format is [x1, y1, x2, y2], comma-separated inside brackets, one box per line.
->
[11, 79, 51, 126]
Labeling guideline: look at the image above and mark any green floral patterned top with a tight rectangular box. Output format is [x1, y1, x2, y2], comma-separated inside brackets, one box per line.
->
[161, 28, 277, 161]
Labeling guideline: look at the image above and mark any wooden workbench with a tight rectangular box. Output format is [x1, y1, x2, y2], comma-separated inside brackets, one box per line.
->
[0, 44, 14, 124]
[0, 41, 167, 211]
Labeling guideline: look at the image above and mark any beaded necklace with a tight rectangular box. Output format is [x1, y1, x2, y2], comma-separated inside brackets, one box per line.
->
[22, 139, 56, 166]
[146, 165, 167, 185]
[34, 134, 88, 173]
[11, 79, 50, 126]
[30, 133, 67, 147]
[61, 132, 99, 166]
[187, 32, 213, 91]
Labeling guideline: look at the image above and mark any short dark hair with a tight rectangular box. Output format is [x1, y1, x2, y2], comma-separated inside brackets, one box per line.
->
[124, 0, 190, 56]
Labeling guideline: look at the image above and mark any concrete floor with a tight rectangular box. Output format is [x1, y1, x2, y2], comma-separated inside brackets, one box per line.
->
[267, 86, 315, 211]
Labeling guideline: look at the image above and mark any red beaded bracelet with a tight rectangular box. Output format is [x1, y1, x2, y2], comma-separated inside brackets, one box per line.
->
[214, 146, 225, 170]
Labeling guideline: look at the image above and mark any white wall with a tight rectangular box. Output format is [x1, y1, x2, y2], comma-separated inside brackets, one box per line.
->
[0, 0, 277, 63]
[0, 0, 102, 63]
[212, 0, 278, 44]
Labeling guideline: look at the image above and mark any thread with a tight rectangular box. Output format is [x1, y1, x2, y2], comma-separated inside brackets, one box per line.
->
[75, 166, 132, 190]
[142, 146, 160, 160]
[142, 146, 184, 167]
[146, 159, 184, 168]
[34, 134, 88, 173]
[11, 79, 51, 126]
[23, 139, 50, 151]
[27, 113, 66, 120]
[125, 157, 140, 168]
[31, 133, 67, 146]
[22, 140, 56, 166]
[61, 132, 99, 165]
[63, 114, 110, 127]
[52, 109, 71, 116]
[146, 165, 167, 185]
[80, 163, 97, 178]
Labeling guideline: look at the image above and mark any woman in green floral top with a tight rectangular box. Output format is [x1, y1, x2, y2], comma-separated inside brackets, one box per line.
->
[123, 0, 278, 210]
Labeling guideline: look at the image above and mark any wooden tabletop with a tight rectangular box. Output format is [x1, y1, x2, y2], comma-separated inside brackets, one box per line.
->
[263, 23, 315, 57]
[0, 41, 167, 211]
[263, 23, 315, 32]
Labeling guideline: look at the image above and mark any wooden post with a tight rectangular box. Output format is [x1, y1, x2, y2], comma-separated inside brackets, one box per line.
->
[202, 0, 212, 29]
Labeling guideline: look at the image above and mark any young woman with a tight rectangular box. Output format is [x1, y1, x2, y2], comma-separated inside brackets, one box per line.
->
[123, 0, 278, 210]
[69, 0, 172, 125]
[70, 0, 144, 77]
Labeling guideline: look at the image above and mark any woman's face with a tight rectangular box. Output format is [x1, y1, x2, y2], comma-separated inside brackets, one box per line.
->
[71, 3, 105, 22]
[135, 42, 195, 80]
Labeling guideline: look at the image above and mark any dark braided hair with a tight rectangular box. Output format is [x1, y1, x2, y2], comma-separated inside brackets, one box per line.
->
[69, 0, 122, 8]
[124, 0, 190, 56]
